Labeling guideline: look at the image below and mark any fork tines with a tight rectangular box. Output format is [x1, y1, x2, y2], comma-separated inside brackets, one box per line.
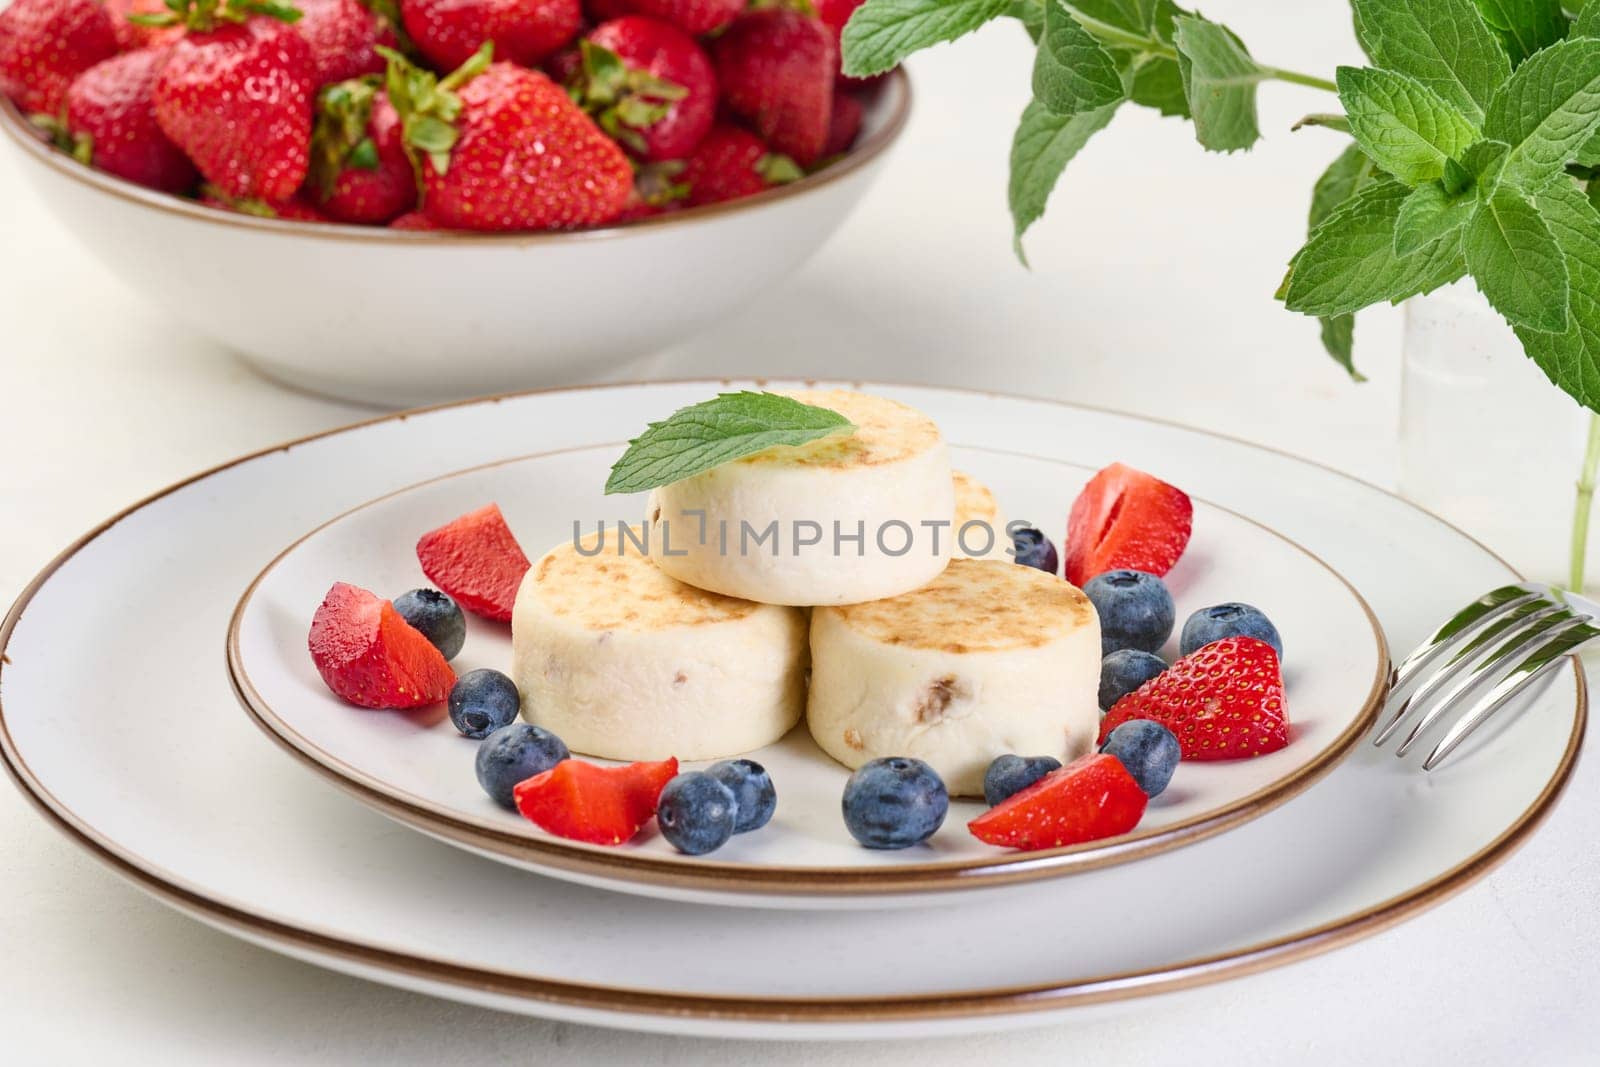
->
[1374, 582, 1597, 770]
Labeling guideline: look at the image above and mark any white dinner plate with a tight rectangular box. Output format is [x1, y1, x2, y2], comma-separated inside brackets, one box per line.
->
[228, 438, 1385, 907]
[0, 382, 1583, 1039]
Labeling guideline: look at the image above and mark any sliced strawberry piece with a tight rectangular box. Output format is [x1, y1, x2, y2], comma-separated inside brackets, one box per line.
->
[968, 754, 1147, 851]
[514, 758, 679, 845]
[308, 582, 457, 708]
[416, 503, 531, 622]
[1064, 462, 1193, 587]
[1099, 636, 1288, 760]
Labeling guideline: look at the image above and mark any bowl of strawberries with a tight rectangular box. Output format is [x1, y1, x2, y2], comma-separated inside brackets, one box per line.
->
[0, 0, 908, 405]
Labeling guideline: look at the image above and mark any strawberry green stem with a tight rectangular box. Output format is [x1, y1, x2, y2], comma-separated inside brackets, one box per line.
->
[131, 0, 301, 30]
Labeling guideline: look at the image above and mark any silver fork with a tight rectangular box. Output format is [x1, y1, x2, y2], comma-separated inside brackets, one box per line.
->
[1373, 582, 1599, 770]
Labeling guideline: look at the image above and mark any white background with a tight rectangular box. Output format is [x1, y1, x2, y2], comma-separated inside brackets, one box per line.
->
[2, 0, 1596, 1061]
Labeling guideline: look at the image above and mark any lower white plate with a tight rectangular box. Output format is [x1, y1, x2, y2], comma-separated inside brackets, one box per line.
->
[0, 382, 1583, 1038]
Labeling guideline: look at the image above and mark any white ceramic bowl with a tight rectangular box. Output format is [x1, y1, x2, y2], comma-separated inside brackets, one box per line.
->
[0, 73, 909, 407]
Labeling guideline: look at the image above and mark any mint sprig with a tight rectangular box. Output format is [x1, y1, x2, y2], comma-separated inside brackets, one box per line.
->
[841, 0, 1600, 416]
[604, 393, 857, 495]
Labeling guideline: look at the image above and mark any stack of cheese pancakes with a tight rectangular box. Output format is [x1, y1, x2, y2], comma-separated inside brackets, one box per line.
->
[511, 391, 1101, 797]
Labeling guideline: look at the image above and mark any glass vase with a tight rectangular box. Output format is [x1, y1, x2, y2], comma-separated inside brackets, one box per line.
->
[1399, 281, 1598, 589]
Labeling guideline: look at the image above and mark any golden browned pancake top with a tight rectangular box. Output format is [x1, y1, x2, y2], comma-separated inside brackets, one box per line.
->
[823, 559, 1093, 653]
[529, 527, 761, 630]
[731, 389, 941, 471]
[952, 470, 1000, 527]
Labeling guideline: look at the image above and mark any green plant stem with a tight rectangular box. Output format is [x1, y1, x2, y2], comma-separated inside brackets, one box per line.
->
[1261, 66, 1341, 93]
[1065, 7, 1339, 94]
[1568, 411, 1600, 592]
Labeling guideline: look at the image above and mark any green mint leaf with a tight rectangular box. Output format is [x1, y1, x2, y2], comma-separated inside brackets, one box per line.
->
[1464, 182, 1569, 330]
[1309, 142, 1379, 229]
[1067, 0, 1157, 34]
[1575, 129, 1600, 169]
[1516, 178, 1600, 408]
[1010, 96, 1121, 255]
[1337, 66, 1481, 185]
[1034, 1, 1126, 114]
[1349, 0, 1510, 124]
[1012, 0, 1044, 42]
[604, 393, 856, 495]
[1394, 180, 1477, 254]
[1472, 0, 1567, 65]
[1284, 178, 1468, 317]
[1581, 2, 1600, 39]
[840, 0, 1011, 77]
[1484, 36, 1600, 189]
[1319, 314, 1366, 381]
[1461, 138, 1511, 187]
[1130, 54, 1189, 117]
[1306, 144, 1378, 376]
[1173, 13, 1263, 152]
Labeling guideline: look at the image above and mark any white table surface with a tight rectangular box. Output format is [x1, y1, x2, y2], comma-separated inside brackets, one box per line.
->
[1, 2, 1594, 1061]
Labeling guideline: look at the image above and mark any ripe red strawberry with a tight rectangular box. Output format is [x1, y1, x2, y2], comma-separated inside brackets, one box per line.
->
[514, 758, 679, 845]
[389, 209, 435, 229]
[712, 9, 835, 167]
[415, 502, 532, 621]
[680, 123, 800, 207]
[295, 0, 398, 87]
[400, 0, 579, 70]
[308, 77, 414, 224]
[822, 90, 862, 157]
[308, 582, 457, 709]
[63, 49, 198, 194]
[1064, 462, 1193, 587]
[0, 0, 118, 116]
[968, 754, 1148, 850]
[1099, 637, 1289, 760]
[572, 17, 716, 162]
[385, 48, 632, 231]
[154, 11, 315, 202]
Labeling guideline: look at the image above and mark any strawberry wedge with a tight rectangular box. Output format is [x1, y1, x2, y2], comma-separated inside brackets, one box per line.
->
[1100, 636, 1289, 760]
[969, 754, 1147, 851]
[308, 582, 456, 708]
[1064, 462, 1193, 586]
[514, 758, 679, 845]
[416, 503, 531, 622]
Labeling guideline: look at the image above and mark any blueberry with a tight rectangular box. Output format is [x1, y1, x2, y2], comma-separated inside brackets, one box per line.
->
[1083, 569, 1175, 656]
[448, 668, 521, 739]
[474, 723, 569, 809]
[657, 772, 739, 855]
[982, 753, 1062, 806]
[1012, 527, 1059, 574]
[1100, 720, 1181, 798]
[1098, 649, 1167, 711]
[706, 759, 777, 834]
[393, 588, 466, 661]
[841, 757, 948, 849]
[1179, 603, 1283, 659]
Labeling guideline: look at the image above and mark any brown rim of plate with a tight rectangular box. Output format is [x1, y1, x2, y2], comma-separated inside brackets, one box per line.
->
[0, 379, 1585, 1025]
[225, 441, 1392, 896]
[0, 72, 910, 245]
